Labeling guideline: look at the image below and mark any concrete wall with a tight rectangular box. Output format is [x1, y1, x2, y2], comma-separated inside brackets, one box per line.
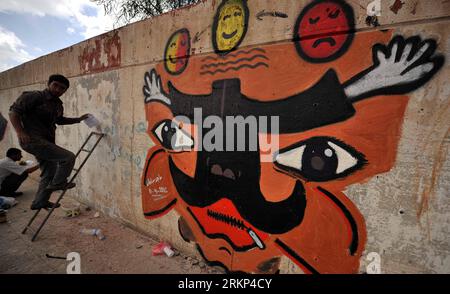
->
[0, 0, 449, 274]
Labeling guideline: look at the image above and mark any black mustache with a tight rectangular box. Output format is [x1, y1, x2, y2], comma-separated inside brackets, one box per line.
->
[163, 70, 355, 134]
[237, 181, 306, 234]
[169, 156, 306, 234]
[313, 37, 336, 48]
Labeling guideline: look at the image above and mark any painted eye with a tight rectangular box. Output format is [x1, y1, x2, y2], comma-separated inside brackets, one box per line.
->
[180, 39, 186, 46]
[274, 137, 366, 182]
[234, 11, 242, 17]
[329, 9, 341, 19]
[223, 14, 231, 21]
[309, 16, 320, 24]
[153, 120, 194, 151]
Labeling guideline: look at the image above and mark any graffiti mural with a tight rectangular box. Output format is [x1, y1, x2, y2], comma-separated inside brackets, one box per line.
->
[141, 0, 444, 273]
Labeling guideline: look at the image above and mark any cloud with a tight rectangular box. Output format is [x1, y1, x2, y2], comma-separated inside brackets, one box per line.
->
[0, 0, 116, 39]
[67, 27, 76, 35]
[0, 26, 34, 72]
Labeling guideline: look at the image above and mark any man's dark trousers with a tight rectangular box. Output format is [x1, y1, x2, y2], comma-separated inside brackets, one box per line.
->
[0, 172, 28, 197]
[21, 138, 75, 207]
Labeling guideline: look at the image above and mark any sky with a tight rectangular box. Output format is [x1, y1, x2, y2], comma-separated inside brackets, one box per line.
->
[0, 0, 123, 72]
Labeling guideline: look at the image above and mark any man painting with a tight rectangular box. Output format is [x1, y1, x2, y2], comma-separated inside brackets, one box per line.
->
[9, 74, 89, 210]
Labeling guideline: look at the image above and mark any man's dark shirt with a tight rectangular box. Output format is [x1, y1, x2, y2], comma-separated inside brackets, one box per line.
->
[9, 89, 72, 143]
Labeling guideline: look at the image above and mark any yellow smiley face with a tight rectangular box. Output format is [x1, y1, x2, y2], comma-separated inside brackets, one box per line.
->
[213, 0, 249, 54]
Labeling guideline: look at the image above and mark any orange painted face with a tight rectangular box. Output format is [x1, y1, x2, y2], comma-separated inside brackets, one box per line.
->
[141, 0, 443, 274]
[141, 27, 411, 273]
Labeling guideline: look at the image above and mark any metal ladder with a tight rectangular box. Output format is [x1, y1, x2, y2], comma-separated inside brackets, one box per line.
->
[22, 131, 105, 241]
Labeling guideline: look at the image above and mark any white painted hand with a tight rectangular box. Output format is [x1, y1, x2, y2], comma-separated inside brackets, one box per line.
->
[344, 36, 444, 101]
[143, 69, 171, 105]
[371, 37, 435, 87]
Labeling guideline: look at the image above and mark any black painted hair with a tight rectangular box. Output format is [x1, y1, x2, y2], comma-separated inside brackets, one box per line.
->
[6, 148, 21, 158]
[48, 74, 70, 88]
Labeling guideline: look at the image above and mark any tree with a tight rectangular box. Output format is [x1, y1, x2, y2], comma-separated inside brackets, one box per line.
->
[93, 0, 201, 25]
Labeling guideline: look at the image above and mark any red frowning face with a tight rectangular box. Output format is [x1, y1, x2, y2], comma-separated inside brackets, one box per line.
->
[294, 0, 354, 63]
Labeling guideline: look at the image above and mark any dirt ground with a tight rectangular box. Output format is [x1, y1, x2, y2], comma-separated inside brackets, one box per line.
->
[0, 179, 224, 274]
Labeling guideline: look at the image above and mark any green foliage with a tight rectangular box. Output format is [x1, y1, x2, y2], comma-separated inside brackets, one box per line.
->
[93, 0, 201, 25]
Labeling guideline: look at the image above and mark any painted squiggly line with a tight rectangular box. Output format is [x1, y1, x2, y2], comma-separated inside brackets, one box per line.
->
[207, 209, 247, 230]
[200, 62, 269, 75]
[206, 209, 265, 249]
[201, 55, 269, 69]
[201, 48, 266, 62]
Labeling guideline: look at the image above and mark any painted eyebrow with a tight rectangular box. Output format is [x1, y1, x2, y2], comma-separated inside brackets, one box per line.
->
[329, 9, 341, 18]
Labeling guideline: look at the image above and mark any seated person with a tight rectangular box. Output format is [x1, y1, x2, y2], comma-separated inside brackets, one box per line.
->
[0, 148, 39, 197]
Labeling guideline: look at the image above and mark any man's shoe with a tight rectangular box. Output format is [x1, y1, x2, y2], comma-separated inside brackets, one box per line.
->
[45, 201, 61, 209]
[30, 203, 46, 210]
[46, 182, 76, 191]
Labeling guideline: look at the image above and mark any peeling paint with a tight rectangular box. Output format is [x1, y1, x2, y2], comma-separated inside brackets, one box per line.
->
[78, 31, 121, 74]
[390, 0, 405, 14]
[256, 257, 281, 274]
[417, 127, 450, 218]
[411, 1, 419, 15]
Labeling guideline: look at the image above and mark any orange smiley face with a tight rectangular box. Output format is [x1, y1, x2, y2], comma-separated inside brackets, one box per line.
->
[164, 29, 191, 75]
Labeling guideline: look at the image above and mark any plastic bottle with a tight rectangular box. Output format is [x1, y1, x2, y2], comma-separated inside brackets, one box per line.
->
[80, 228, 105, 240]
[95, 229, 105, 240]
[162, 243, 175, 257]
[80, 228, 96, 236]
